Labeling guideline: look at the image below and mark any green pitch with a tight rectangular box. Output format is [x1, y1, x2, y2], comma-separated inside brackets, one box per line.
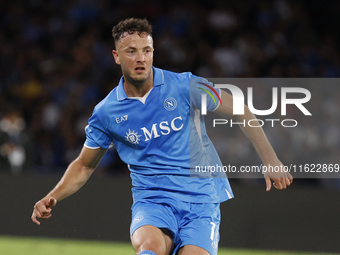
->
[0, 236, 337, 255]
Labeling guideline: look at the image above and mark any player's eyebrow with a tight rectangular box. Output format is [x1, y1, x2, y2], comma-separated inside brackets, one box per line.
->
[125, 46, 153, 50]
[124, 46, 137, 51]
[143, 46, 153, 51]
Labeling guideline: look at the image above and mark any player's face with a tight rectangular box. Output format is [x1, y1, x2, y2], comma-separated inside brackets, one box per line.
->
[112, 32, 154, 86]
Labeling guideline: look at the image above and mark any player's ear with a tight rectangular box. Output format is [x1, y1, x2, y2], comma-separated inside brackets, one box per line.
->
[112, 50, 120, 65]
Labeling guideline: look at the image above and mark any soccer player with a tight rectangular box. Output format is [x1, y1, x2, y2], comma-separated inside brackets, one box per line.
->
[31, 18, 293, 255]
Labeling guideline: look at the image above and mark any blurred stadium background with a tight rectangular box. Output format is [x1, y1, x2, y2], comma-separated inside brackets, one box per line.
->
[0, 0, 339, 254]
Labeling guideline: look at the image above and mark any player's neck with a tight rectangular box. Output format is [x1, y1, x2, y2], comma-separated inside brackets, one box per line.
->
[123, 74, 153, 97]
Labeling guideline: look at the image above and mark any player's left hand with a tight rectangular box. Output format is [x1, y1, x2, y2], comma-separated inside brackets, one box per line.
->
[263, 159, 293, 191]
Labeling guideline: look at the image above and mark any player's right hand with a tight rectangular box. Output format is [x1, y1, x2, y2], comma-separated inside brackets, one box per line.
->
[31, 197, 57, 225]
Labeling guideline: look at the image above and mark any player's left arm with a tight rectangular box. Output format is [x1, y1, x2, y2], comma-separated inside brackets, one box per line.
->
[215, 90, 293, 191]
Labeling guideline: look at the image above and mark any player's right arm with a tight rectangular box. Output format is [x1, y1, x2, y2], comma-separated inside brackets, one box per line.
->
[31, 146, 107, 225]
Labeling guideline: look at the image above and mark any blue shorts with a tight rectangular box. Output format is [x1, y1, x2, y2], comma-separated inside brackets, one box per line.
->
[130, 199, 221, 255]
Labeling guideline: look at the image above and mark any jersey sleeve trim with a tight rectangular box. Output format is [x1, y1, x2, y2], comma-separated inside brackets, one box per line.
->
[83, 144, 101, 150]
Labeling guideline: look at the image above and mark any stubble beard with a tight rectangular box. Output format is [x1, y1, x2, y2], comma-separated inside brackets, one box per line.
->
[124, 68, 152, 88]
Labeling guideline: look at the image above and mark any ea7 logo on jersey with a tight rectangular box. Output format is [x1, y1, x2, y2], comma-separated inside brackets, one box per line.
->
[141, 116, 184, 141]
[116, 115, 128, 123]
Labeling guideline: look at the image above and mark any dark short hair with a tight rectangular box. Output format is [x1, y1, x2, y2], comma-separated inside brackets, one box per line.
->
[112, 18, 152, 46]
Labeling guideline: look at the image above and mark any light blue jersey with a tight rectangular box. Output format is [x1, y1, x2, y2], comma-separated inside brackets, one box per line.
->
[85, 67, 233, 203]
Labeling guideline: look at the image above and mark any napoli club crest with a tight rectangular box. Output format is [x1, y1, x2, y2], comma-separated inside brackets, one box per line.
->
[164, 97, 177, 111]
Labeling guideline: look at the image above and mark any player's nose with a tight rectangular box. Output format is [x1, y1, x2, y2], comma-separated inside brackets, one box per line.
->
[136, 51, 145, 62]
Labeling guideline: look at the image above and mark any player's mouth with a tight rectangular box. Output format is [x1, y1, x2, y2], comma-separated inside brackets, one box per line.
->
[135, 67, 146, 74]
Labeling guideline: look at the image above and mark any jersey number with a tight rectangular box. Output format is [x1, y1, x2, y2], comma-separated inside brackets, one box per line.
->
[210, 222, 216, 241]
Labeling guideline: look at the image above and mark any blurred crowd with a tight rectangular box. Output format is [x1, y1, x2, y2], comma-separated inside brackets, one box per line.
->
[0, 0, 339, 186]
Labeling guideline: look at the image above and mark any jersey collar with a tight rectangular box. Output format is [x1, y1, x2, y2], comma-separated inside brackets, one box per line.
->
[116, 67, 164, 101]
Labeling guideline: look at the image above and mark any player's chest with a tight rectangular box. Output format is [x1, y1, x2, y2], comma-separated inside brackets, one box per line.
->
[108, 88, 188, 144]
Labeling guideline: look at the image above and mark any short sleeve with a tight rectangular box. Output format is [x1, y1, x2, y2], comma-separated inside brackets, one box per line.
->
[190, 75, 221, 112]
[84, 110, 113, 149]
